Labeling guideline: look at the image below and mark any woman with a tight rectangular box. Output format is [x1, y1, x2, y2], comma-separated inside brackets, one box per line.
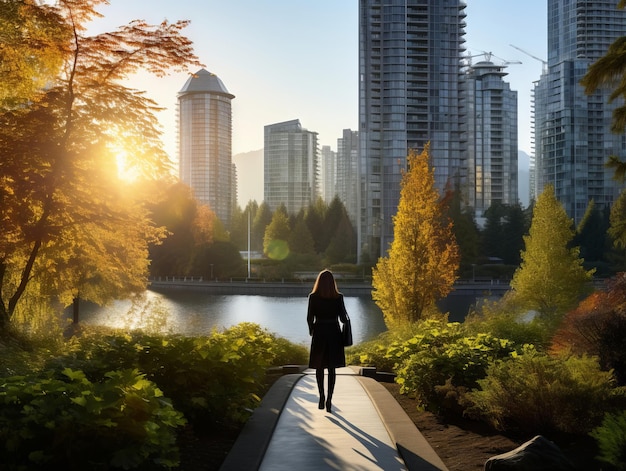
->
[307, 269, 349, 413]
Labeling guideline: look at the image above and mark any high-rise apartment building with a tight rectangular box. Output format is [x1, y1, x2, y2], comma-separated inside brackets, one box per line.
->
[534, 0, 626, 222]
[178, 69, 235, 225]
[466, 60, 518, 218]
[337, 129, 359, 226]
[359, 0, 467, 261]
[320, 145, 337, 203]
[264, 119, 319, 214]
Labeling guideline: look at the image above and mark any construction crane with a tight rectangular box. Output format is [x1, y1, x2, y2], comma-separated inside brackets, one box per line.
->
[465, 51, 521, 67]
[510, 44, 547, 73]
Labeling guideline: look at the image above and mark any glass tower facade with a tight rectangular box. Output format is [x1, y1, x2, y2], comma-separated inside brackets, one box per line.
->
[320, 145, 336, 203]
[178, 69, 235, 225]
[534, 0, 626, 222]
[358, 0, 467, 261]
[337, 129, 359, 226]
[466, 61, 518, 218]
[264, 119, 319, 215]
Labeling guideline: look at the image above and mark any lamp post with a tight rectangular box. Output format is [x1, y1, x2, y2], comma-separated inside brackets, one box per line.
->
[247, 208, 251, 279]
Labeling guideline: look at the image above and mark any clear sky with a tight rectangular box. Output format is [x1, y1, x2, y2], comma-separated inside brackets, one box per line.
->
[90, 0, 547, 163]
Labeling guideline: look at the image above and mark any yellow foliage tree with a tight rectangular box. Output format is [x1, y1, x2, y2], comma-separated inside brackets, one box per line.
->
[372, 145, 460, 326]
[510, 185, 594, 322]
[0, 0, 201, 329]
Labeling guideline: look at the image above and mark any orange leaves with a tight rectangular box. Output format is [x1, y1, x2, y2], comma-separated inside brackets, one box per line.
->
[373, 145, 460, 326]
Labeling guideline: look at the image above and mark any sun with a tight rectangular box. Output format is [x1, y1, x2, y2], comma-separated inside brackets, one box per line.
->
[109, 144, 140, 183]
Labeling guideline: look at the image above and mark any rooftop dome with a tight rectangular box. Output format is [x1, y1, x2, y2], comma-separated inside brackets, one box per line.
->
[178, 69, 234, 98]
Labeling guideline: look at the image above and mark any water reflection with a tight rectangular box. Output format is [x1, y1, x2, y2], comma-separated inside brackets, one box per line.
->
[75, 290, 388, 346]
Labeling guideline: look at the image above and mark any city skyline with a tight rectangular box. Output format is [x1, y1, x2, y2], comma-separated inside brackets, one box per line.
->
[90, 1, 547, 166]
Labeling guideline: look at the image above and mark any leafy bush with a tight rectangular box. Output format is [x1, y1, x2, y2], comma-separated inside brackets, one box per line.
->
[389, 319, 516, 411]
[0, 368, 185, 470]
[465, 296, 552, 350]
[466, 346, 616, 434]
[49, 323, 307, 431]
[551, 273, 626, 385]
[590, 410, 626, 470]
[345, 323, 425, 372]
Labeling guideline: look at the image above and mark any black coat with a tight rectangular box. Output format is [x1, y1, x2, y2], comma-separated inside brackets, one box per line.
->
[307, 293, 348, 369]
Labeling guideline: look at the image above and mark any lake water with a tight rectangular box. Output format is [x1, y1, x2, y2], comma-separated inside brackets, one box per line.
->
[75, 289, 388, 346]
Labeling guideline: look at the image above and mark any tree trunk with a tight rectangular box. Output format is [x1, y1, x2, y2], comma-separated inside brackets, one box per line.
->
[72, 296, 80, 324]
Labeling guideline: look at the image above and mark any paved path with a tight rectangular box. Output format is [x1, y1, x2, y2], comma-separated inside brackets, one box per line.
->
[219, 367, 449, 471]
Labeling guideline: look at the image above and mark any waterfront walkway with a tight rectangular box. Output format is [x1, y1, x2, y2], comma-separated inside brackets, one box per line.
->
[219, 367, 449, 471]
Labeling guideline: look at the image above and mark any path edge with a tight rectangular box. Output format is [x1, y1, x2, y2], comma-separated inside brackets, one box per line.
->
[218, 373, 304, 471]
[355, 374, 450, 471]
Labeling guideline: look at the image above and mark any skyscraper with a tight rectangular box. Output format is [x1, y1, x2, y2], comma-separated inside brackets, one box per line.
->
[178, 69, 235, 225]
[466, 60, 518, 218]
[358, 0, 467, 261]
[320, 145, 337, 203]
[534, 0, 626, 222]
[264, 119, 319, 214]
[337, 129, 359, 226]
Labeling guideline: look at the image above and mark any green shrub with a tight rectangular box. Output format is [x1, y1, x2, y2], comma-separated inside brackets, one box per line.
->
[465, 297, 552, 350]
[49, 323, 306, 431]
[0, 368, 185, 470]
[466, 346, 616, 434]
[590, 410, 626, 470]
[390, 319, 516, 411]
[346, 323, 424, 372]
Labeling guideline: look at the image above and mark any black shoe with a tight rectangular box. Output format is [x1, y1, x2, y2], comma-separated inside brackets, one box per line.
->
[318, 395, 325, 409]
[326, 399, 332, 413]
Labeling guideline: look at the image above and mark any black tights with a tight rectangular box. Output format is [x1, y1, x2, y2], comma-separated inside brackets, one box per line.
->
[316, 367, 336, 400]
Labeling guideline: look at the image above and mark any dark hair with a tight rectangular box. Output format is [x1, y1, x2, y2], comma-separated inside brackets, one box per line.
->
[310, 269, 340, 298]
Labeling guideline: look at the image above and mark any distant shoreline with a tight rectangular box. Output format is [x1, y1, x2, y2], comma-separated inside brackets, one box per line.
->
[148, 279, 510, 299]
[148, 279, 373, 297]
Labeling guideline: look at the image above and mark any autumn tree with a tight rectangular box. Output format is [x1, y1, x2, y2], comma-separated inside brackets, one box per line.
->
[372, 145, 460, 326]
[510, 185, 594, 323]
[0, 0, 68, 108]
[146, 181, 218, 277]
[0, 0, 200, 330]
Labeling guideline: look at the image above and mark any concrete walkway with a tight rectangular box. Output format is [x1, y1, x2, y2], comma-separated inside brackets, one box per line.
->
[219, 367, 449, 471]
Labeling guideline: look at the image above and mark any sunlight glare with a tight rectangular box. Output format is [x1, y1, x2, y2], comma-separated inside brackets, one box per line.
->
[113, 147, 140, 182]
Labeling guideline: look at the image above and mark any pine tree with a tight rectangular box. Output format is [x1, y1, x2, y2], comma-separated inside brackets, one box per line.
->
[263, 209, 291, 260]
[372, 145, 460, 326]
[510, 185, 594, 322]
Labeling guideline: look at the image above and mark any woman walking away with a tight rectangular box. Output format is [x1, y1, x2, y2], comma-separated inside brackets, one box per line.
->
[307, 269, 349, 413]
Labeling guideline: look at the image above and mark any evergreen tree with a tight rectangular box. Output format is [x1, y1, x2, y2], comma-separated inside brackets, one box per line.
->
[481, 202, 507, 261]
[574, 200, 610, 272]
[510, 185, 594, 322]
[501, 203, 528, 266]
[372, 146, 460, 326]
[447, 181, 480, 270]
[252, 202, 272, 252]
[607, 189, 626, 272]
[289, 219, 315, 255]
[325, 210, 357, 264]
[305, 198, 328, 254]
[263, 209, 291, 260]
